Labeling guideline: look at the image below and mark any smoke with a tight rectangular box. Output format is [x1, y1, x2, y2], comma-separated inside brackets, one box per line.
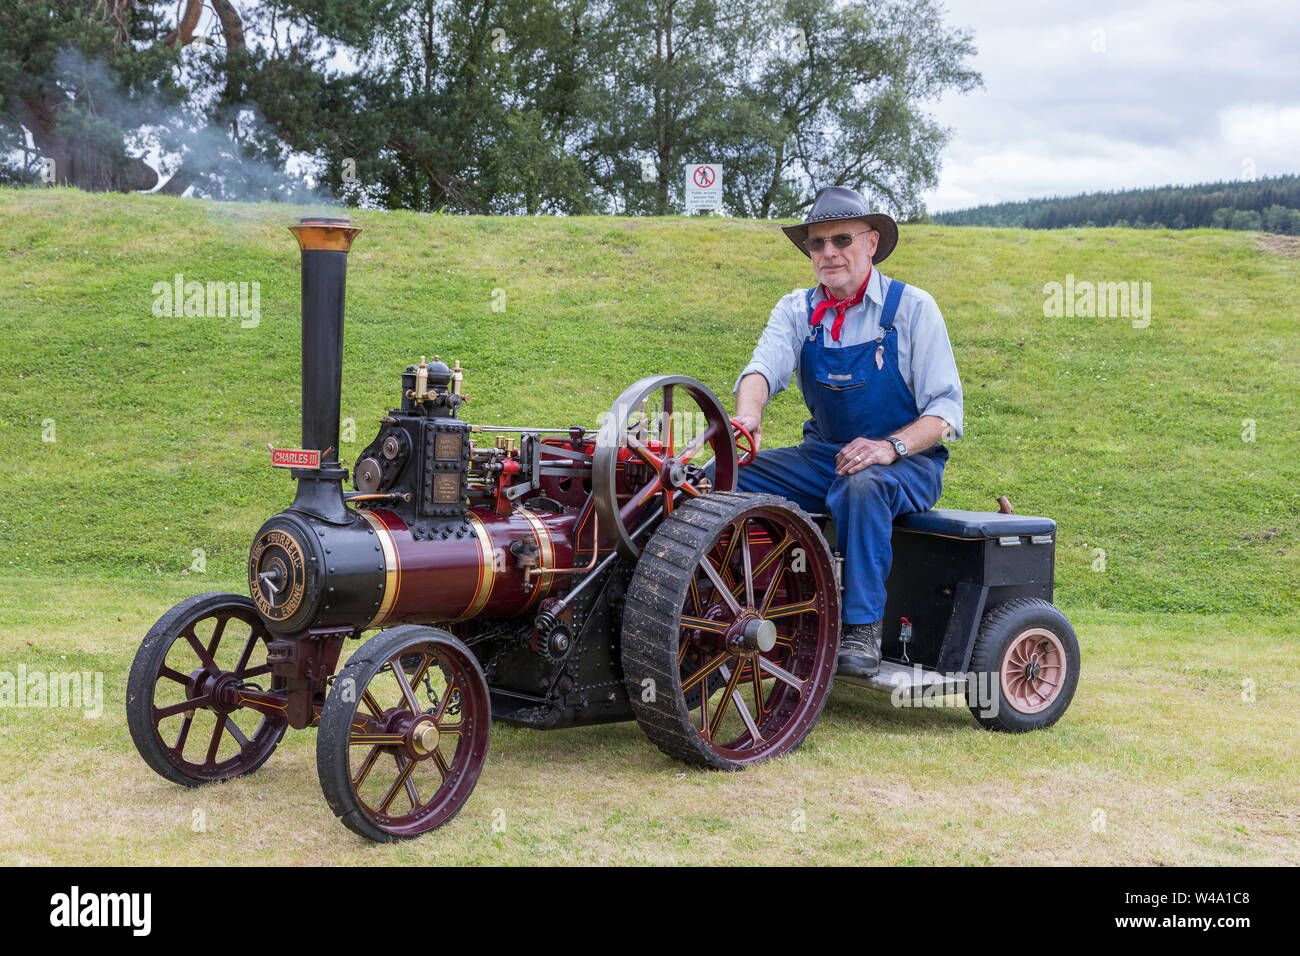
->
[47, 46, 337, 205]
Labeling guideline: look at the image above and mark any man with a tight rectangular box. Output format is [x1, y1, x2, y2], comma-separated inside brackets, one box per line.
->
[732, 186, 963, 678]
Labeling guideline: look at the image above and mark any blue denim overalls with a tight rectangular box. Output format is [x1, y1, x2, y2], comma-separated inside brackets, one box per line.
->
[737, 275, 947, 625]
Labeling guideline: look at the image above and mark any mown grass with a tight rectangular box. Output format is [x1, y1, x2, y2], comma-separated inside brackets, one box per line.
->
[0, 188, 1297, 864]
[0, 574, 1295, 865]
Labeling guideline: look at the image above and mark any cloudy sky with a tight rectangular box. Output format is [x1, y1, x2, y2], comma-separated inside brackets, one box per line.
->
[921, 0, 1300, 212]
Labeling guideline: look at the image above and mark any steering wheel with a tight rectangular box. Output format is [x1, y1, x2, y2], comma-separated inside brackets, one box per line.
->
[729, 418, 756, 466]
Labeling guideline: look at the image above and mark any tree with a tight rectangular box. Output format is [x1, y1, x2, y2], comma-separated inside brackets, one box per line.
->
[237, 0, 600, 213]
[724, 0, 980, 220]
[1229, 209, 1261, 231]
[2, 0, 981, 217]
[0, 2, 183, 190]
[581, 0, 761, 215]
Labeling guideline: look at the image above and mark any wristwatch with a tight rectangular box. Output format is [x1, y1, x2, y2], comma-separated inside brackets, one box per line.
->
[886, 436, 908, 459]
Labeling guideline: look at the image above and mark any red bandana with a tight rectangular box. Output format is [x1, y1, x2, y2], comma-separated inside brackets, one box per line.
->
[810, 269, 871, 342]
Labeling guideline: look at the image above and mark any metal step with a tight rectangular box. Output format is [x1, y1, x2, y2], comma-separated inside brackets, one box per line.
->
[836, 660, 967, 697]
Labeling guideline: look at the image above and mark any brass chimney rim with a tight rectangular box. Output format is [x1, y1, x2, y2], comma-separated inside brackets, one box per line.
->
[290, 216, 361, 253]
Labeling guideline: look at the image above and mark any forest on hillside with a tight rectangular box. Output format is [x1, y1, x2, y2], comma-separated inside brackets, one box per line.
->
[933, 174, 1300, 232]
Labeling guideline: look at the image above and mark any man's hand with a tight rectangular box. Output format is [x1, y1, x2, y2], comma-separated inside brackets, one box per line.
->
[731, 413, 762, 454]
[835, 437, 897, 475]
[733, 373, 770, 453]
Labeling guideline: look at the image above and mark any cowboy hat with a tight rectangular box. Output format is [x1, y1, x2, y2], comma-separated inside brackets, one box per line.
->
[781, 185, 898, 263]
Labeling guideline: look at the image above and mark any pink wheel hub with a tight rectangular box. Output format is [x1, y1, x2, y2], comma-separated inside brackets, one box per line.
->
[1000, 627, 1067, 715]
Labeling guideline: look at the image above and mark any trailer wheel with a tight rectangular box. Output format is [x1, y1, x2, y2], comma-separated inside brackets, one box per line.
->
[966, 598, 1079, 732]
[126, 593, 288, 786]
[622, 491, 839, 769]
[316, 625, 490, 842]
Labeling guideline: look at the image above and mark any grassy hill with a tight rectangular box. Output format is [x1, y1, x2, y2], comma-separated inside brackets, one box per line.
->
[2, 188, 1296, 616]
[1, 189, 1297, 866]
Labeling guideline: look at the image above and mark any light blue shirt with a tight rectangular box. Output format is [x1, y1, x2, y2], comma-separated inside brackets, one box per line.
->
[734, 269, 964, 438]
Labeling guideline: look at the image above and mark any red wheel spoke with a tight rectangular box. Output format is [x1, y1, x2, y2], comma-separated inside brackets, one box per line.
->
[154, 694, 210, 721]
[205, 615, 228, 664]
[350, 712, 381, 733]
[620, 475, 663, 522]
[712, 530, 740, 590]
[682, 652, 728, 693]
[224, 716, 250, 750]
[352, 746, 381, 788]
[158, 665, 189, 686]
[708, 663, 746, 740]
[688, 576, 703, 615]
[698, 556, 741, 615]
[739, 519, 755, 608]
[731, 687, 763, 744]
[759, 564, 786, 617]
[677, 422, 718, 465]
[173, 714, 193, 751]
[395, 754, 421, 810]
[239, 663, 272, 679]
[361, 689, 385, 719]
[750, 662, 766, 722]
[183, 630, 218, 674]
[730, 531, 794, 604]
[378, 757, 417, 813]
[408, 654, 434, 694]
[433, 750, 452, 780]
[663, 385, 674, 457]
[680, 614, 727, 634]
[389, 654, 423, 714]
[758, 657, 805, 691]
[233, 630, 259, 676]
[765, 598, 817, 619]
[350, 732, 405, 746]
[203, 719, 224, 767]
[626, 433, 664, 471]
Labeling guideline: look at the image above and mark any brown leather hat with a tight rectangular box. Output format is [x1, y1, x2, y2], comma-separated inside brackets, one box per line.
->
[781, 185, 898, 263]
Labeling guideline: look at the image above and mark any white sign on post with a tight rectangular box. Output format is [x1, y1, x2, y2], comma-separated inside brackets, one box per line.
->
[685, 164, 723, 213]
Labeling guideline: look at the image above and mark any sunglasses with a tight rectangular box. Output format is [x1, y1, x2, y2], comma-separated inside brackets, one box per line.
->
[802, 230, 873, 254]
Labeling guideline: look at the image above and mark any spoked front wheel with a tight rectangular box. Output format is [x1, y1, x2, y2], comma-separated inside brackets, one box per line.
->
[126, 592, 288, 786]
[316, 625, 491, 842]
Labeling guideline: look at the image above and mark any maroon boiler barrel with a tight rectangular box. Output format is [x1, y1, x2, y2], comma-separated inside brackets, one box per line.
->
[357, 505, 577, 627]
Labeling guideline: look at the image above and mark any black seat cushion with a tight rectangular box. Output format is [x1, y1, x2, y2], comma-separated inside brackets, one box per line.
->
[892, 508, 1056, 539]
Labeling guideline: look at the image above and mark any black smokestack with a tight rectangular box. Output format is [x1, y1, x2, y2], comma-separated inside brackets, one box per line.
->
[287, 216, 360, 523]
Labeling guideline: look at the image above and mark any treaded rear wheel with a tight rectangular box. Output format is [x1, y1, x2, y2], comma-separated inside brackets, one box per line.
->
[621, 491, 839, 769]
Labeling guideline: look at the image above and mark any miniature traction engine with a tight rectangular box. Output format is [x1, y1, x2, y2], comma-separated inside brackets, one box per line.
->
[126, 218, 1079, 842]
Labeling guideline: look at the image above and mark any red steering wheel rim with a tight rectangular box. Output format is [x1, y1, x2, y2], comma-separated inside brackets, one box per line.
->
[729, 418, 756, 466]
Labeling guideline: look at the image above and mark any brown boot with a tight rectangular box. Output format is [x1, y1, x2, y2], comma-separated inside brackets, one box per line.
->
[837, 621, 882, 678]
